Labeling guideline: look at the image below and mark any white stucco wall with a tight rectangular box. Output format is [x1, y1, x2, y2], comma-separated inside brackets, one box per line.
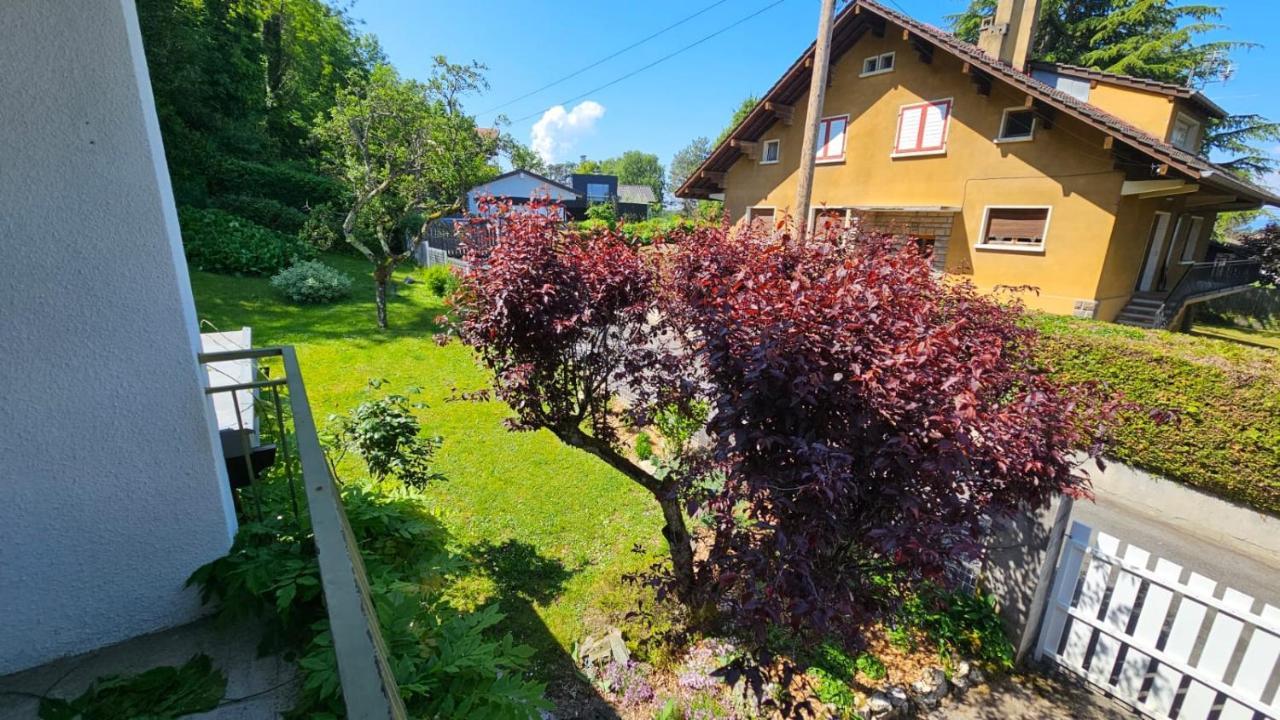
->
[0, 0, 237, 675]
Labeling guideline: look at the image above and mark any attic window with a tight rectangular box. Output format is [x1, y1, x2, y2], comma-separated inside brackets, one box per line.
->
[997, 108, 1036, 142]
[1170, 113, 1200, 152]
[861, 52, 896, 77]
[761, 138, 781, 165]
[978, 207, 1051, 252]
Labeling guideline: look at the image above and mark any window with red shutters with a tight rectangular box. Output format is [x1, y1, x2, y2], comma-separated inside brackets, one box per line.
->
[893, 99, 952, 156]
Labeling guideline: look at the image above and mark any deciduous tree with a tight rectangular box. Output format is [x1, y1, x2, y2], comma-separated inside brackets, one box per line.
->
[670, 137, 713, 214]
[665, 221, 1116, 642]
[315, 60, 497, 328]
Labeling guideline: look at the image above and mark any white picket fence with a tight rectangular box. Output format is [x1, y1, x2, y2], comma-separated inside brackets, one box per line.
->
[1038, 522, 1280, 719]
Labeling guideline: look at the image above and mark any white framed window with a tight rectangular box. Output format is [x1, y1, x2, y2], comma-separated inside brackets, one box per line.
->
[1170, 113, 1200, 152]
[976, 206, 1051, 252]
[746, 206, 776, 225]
[1180, 215, 1205, 262]
[996, 107, 1036, 143]
[893, 99, 952, 157]
[810, 206, 853, 233]
[816, 115, 849, 163]
[860, 52, 896, 77]
[761, 138, 781, 165]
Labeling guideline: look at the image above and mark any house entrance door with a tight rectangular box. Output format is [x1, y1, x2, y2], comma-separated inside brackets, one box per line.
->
[1137, 211, 1172, 292]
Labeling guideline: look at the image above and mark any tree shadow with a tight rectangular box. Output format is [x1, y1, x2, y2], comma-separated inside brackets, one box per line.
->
[466, 539, 622, 719]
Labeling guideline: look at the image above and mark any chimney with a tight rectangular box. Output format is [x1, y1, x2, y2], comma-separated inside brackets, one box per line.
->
[977, 0, 1041, 72]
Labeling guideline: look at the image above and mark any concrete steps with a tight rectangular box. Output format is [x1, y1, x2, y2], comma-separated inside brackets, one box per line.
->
[1114, 295, 1165, 328]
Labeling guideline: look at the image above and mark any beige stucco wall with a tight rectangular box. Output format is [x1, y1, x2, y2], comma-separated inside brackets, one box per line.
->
[723, 31, 1138, 317]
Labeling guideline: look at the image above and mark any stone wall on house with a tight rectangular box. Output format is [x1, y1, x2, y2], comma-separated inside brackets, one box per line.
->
[853, 210, 956, 272]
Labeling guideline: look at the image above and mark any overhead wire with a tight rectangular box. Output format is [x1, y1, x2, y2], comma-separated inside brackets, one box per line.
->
[476, 0, 732, 117]
[509, 0, 790, 124]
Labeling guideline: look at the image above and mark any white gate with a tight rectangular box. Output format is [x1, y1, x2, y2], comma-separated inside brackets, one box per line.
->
[1037, 521, 1280, 719]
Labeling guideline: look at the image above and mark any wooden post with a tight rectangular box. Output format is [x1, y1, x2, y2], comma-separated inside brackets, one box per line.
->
[793, 0, 838, 234]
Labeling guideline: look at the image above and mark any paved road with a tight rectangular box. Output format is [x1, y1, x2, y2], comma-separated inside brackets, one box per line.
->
[1071, 493, 1279, 609]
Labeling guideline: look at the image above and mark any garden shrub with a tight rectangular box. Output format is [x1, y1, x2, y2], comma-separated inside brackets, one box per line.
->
[893, 584, 1014, 670]
[189, 477, 548, 718]
[1032, 314, 1280, 515]
[634, 432, 654, 461]
[328, 382, 441, 487]
[209, 194, 308, 234]
[178, 207, 315, 275]
[270, 260, 353, 304]
[422, 263, 462, 298]
[206, 157, 345, 210]
[585, 201, 617, 228]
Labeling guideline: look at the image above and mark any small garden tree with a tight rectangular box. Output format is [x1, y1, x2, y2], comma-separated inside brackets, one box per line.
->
[454, 200, 701, 601]
[315, 59, 496, 328]
[666, 221, 1115, 642]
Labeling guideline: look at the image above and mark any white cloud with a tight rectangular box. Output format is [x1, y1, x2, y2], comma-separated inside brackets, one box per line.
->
[530, 101, 605, 163]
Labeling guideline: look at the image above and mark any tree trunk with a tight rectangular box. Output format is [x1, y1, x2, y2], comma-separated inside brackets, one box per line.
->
[655, 483, 696, 603]
[373, 264, 391, 329]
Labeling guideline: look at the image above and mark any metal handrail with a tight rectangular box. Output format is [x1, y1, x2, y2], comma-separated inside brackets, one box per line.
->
[198, 346, 408, 720]
[1154, 258, 1262, 328]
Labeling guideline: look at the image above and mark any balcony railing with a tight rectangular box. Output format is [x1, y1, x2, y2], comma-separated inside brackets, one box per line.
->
[1154, 258, 1262, 328]
[198, 346, 407, 720]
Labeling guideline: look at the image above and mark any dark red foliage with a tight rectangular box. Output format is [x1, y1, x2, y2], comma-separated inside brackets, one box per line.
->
[454, 198, 699, 598]
[664, 220, 1113, 640]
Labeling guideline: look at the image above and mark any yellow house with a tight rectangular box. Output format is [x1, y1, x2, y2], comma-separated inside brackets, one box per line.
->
[675, 0, 1278, 327]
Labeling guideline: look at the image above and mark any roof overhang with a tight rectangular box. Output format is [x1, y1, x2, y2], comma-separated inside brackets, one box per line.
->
[676, 0, 1278, 210]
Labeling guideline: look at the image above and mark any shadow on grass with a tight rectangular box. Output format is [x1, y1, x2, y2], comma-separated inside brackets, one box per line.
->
[468, 539, 622, 720]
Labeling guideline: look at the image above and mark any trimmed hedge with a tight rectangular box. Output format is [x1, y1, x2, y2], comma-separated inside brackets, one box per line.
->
[179, 207, 315, 275]
[207, 158, 346, 210]
[209, 194, 308, 234]
[1033, 314, 1280, 515]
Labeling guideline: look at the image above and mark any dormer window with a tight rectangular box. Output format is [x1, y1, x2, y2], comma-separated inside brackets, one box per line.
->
[997, 108, 1036, 142]
[860, 52, 896, 77]
[1170, 113, 1200, 152]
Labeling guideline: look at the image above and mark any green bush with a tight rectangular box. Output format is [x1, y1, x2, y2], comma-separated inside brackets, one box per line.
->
[37, 655, 226, 719]
[1032, 314, 1280, 514]
[209, 194, 308, 234]
[270, 260, 352, 304]
[189, 477, 549, 718]
[422, 264, 462, 298]
[634, 432, 654, 461]
[207, 157, 345, 210]
[328, 383, 441, 487]
[585, 201, 617, 228]
[179, 207, 315, 275]
[894, 584, 1014, 670]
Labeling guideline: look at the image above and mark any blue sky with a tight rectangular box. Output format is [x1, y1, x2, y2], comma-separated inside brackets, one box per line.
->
[351, 0, 1280, 187]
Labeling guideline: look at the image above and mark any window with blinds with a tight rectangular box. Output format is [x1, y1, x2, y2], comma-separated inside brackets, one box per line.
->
[894, 99, 952, 156]
[980, 207, 1050, 250]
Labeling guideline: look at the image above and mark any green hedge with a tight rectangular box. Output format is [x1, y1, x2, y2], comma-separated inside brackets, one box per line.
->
[179, 207, 315, 276]
[207, 158, 346, 210]
[1033, 315, 1280, 515]
[208, 194, 308, 234]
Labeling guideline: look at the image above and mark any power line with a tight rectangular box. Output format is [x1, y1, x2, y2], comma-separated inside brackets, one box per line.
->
[477, 0, 732, 117]
[511, 0, 789, 124]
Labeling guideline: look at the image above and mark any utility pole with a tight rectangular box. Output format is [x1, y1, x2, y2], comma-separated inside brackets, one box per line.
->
[793, 0, 838, 233]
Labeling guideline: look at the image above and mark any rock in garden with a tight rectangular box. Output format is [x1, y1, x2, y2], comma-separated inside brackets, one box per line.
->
[887, 686, 909, 708]
[868, 692, 894, 715]
[911, 668, 949, 709]
[951, 661, 972, 693]
[404, 276, 415, 284]
[968, 665, 985, 686]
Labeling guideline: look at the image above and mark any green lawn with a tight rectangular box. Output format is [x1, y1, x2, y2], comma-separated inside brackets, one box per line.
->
[190, 254, 665, 684]
[1189, 323, 1280, 351]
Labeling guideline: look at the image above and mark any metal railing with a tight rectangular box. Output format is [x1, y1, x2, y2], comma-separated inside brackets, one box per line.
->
[418, 218, 498, 262]
[198, 346, 408, 720]
[1154, 258, 1262, 328]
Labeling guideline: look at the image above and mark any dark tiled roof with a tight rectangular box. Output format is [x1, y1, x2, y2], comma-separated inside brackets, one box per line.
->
[1029, 61, 1227, 118]
[677, 0, 1278, 207]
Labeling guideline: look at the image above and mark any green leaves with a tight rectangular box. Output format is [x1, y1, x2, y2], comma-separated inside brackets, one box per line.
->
[38, 655, 226, 720]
